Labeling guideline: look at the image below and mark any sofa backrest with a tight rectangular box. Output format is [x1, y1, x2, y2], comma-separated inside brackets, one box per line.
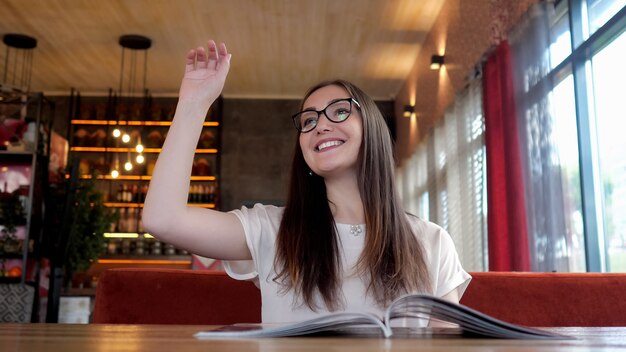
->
[93, 268, 261, 324]
[460, 272, 626, 327]
[94, 268, 626, 326]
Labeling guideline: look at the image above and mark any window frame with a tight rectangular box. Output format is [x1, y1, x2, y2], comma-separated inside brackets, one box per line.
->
[566, 0, 626, 271]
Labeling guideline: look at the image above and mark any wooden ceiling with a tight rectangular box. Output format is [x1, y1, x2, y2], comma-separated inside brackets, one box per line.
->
[0, 0, 445, 99]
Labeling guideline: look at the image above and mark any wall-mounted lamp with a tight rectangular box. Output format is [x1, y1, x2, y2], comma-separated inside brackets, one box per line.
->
[430, 55, 445, 70]
[403, 105, 415, 118]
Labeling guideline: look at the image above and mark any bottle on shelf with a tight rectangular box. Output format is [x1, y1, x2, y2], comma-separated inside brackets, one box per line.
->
[138, 209, 144, 233]
[116, 184, 123, 202]
[141, 184, 148, 203]
[208, 183, 216, 204]
[118, 208, 127, 232]
[131, 184, 139, 203]
[134, 234, 145, 255]
[127, 208, 137, 233]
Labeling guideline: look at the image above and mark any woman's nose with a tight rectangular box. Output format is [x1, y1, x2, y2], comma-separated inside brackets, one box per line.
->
[314, 113, 333, 133]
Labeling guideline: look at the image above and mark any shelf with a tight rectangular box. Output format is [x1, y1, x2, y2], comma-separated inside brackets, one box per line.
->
[62, 287, 97, 296]
[71, 119, 219, 127]
[0, 277, 21, 284]
[97, 254, 192, 265]
[104, 202, 215, 208]
[69, 96, 222, 248]
[74, 175, 216, 181]
[0, 253, 24, 259]
[0, 150, 36, 164]
[103, 232, 154, 239]
[70, 147, 218, 154]
[0, 150, 36, 156]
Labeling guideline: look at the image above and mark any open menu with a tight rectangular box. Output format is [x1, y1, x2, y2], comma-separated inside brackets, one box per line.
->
[195, 294, 569, 339]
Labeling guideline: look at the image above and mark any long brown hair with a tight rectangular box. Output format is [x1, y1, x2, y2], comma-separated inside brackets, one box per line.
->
[274, 80, 431, 311]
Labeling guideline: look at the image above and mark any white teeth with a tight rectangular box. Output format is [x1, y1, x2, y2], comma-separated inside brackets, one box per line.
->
[317, 140, 343, 151]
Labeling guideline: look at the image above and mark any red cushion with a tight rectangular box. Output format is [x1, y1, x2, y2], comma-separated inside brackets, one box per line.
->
[93, 268, 261, 324]
[94, 269, 626, 327]
[461, 272, 626, 327]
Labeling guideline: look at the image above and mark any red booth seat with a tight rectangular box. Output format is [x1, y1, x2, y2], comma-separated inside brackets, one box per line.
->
[460, 272, 626, 327]
[93, 268, 626, 326]
[93, 268, 261, 325]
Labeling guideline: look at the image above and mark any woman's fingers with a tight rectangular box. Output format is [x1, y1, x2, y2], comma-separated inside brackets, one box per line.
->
[217, 42, 228, 60]
[184, 49, 196, 73]
[216, 42, 230, 74]
[207, 40, 218, 68]
[196, 46, 208, 69]
[184, 40, 229, 73]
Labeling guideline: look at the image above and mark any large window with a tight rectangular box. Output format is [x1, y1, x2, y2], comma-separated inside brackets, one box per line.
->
[590, 28, 626, 271]
[510, 0, 625, 272]
[551, 73, 586, 271]
[399, 0, 625, 272]
[552, 0, 626, 271]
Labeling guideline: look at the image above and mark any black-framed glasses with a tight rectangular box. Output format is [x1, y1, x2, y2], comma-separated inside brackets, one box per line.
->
[291, 98, 361, 133]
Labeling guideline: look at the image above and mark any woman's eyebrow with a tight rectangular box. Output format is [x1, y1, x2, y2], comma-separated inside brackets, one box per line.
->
[302, 97, 350, 111]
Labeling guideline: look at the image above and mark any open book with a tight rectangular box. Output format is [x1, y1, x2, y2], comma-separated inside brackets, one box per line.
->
[194, 294, 567, 339]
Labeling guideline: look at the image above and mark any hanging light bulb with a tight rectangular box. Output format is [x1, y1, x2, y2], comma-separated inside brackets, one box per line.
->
[122, 133, 130, 143]
[136, 154, 145, 164]
[111, 155, 120, 178]
[124, 150, 133, 171]
[135, 135, 144, 153]
[112, 128, 121, 138]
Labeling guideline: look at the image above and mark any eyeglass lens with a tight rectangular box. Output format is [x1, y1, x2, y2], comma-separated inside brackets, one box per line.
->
[295, 99, 353, 132]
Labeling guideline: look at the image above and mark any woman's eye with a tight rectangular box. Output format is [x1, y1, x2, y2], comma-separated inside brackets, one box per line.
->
[303, 116, 317, 128]
[335, 109, 349, 120]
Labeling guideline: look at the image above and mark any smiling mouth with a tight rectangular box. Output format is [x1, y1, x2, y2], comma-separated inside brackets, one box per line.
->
[316, 140, 344, 151]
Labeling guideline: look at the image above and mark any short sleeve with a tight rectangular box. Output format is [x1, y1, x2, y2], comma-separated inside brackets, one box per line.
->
[412, 217, 471, 299]
[222, 204, 283, 284]
[432, 227, 472, 298]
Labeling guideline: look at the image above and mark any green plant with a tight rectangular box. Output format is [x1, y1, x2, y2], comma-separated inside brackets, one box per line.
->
[0, 191, 25, 277]
[62, 177, 118, 273]
[0, 191, 25, 253]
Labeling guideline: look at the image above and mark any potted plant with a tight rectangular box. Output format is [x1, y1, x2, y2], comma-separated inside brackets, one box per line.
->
[65, 177, 117, 274]
[46, 175, 118, 278]
[0, 191, 25, 255]
[0, 191, 25, 278]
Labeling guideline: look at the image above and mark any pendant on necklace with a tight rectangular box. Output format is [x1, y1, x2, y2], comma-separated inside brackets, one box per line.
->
[349, 224, 363, 236]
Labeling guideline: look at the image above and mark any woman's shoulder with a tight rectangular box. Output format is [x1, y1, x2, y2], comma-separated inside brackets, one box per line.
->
[405, 213, 442, 231]
[229, 203, 285, 226]
[405, 214, 451, 243]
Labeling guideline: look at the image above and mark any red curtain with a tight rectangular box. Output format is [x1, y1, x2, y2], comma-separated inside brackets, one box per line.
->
[483, 40, 530, 271]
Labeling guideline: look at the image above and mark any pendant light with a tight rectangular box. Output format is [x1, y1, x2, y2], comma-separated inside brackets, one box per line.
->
[110, 34, 151, 177]
[2, 33, 37, 92]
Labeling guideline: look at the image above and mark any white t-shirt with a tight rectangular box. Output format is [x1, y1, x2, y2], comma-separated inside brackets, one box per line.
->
[224, 203, 471, 324]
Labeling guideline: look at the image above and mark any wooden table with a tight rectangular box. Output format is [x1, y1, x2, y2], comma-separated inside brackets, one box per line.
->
[1, 324, 625, 352]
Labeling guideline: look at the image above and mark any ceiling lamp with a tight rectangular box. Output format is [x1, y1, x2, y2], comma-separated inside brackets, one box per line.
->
[117, 34, 151, 100]
[111, 34, 152, 178]
[2, 33, 37, 92]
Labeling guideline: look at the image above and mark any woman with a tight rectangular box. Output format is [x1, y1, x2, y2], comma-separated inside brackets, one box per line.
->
[143, 40, 470, 323]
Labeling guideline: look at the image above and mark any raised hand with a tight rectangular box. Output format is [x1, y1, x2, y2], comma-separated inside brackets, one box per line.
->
[178, 40, 231, 107]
